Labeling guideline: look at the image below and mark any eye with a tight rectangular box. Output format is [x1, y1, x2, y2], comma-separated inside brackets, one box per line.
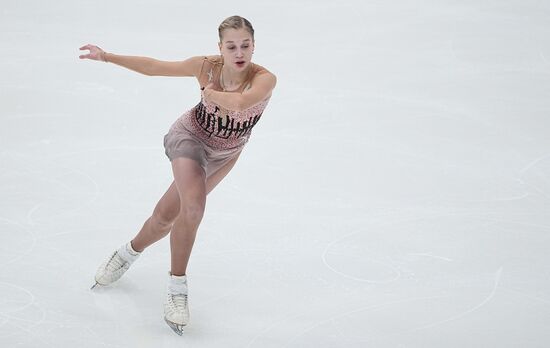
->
[228, 46, 236, 50]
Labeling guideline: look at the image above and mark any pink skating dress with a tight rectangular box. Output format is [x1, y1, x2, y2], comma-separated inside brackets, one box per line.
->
[164, 55, 272, 178]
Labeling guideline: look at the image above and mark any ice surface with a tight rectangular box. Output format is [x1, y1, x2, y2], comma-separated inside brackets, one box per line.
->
[1, 0, 550, 347]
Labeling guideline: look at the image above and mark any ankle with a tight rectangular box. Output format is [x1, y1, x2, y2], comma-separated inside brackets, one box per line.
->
[117, 242, 141, 263]
[129, 240, 144, 253]
[170, 272, 186, 277]
[168, 272, 188, 295]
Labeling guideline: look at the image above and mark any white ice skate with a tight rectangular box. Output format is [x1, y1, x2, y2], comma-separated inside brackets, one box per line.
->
[91, 242, 140, 289]
[164, 273, 190, 335]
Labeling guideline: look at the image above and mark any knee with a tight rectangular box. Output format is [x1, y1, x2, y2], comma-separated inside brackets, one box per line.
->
[152, 206, 179, 228]
[179, 203, 205, 224]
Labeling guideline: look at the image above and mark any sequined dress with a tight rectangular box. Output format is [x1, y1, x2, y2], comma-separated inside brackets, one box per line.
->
[163, 55, 271, 177]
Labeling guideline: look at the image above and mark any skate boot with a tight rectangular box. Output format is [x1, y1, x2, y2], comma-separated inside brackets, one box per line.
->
[164, 273, 190, 335]
[91, 242, 140, 289]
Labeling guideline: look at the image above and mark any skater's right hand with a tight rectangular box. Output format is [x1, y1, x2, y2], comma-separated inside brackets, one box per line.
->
[79, 44, 107, 62]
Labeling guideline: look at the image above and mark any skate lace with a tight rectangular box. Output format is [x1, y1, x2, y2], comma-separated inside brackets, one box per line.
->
[168, 293, 188, 313]
[106, 251, 127, 272]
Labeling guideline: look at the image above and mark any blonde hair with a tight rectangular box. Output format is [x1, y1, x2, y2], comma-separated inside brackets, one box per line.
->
[218, 15, 255, 42]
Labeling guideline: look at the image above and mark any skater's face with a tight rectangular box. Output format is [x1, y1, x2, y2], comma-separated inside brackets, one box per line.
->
[218, 28, 255, 71]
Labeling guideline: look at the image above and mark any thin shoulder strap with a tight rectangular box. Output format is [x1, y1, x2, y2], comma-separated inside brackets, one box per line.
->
[198, 56, 207, 77]
[199, 56, 223, 88]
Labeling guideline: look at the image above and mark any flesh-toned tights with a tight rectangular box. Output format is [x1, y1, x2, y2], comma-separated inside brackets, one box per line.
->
[131, 151, 241, 276]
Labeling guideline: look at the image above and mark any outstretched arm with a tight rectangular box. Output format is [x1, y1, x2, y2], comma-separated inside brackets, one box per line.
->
[78, 44, 203, 77]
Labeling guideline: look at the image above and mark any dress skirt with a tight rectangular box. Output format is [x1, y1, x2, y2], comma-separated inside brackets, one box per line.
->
[163, 126, 244, 178]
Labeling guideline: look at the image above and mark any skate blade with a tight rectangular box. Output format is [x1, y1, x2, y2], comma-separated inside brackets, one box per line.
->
[164, 318, 185, 336]
[90, 282, 100, 290]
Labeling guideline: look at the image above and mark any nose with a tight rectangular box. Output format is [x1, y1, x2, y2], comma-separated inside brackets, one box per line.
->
[235, 48, 244, 58]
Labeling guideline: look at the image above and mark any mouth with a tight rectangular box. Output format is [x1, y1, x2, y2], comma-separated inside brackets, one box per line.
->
[235, 61, 246, 67]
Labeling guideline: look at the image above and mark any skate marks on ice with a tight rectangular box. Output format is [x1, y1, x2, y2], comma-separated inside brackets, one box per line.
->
[0, 281, 51, 347]
[246, 276, 503, 348]
[518, 152, 550, 200]
[322, 228, 402, 284]
[276, 268, 504, 347]
[244, 211, 550, 347]
[1, 152, 101, 228]
[1, 147, 156, 344]
[0, 217, 36, 268]
[406, 253, 453, 262]
[320, 214, 463, 285]
[244, 294, 450, 348]
[25, 165, 101, 227]
[0, 155, 101, 345]
[315, 89, 534, 205]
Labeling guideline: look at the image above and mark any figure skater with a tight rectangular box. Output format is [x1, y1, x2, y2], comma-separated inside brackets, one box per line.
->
[79, 15, 276, 335]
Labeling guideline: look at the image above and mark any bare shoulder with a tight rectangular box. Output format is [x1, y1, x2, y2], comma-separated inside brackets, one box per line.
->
[252, 63, 276, 78]
[204, 55, 223, 65]
[240, 63, 277, 106]
[251, 63, 277, 88]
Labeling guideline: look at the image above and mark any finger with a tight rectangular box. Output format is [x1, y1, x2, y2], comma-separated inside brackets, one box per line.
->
[79, 54, 91, 59]
[79, 44, 92, 50]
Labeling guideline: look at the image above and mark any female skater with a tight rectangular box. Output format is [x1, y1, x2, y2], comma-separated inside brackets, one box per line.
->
[79, 15, 276, 335]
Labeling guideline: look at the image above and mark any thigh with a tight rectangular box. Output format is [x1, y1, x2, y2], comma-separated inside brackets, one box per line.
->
[206, 150, 242, 194]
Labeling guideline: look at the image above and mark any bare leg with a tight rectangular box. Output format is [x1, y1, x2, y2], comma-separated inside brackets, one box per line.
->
[205, 151, 241, 193]
[131, 151, 242, 252]
[169, 157, 207, 276]
[131, 181, 180, 252]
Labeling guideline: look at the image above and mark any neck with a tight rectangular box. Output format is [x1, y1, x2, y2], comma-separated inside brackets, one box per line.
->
[221, 63, 251, 86]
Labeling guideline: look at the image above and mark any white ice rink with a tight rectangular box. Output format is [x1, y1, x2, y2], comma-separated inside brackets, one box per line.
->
[2, 0, 550, 347]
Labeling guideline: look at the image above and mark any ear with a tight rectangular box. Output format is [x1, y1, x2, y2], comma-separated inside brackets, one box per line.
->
[218, 42, 222, 52]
